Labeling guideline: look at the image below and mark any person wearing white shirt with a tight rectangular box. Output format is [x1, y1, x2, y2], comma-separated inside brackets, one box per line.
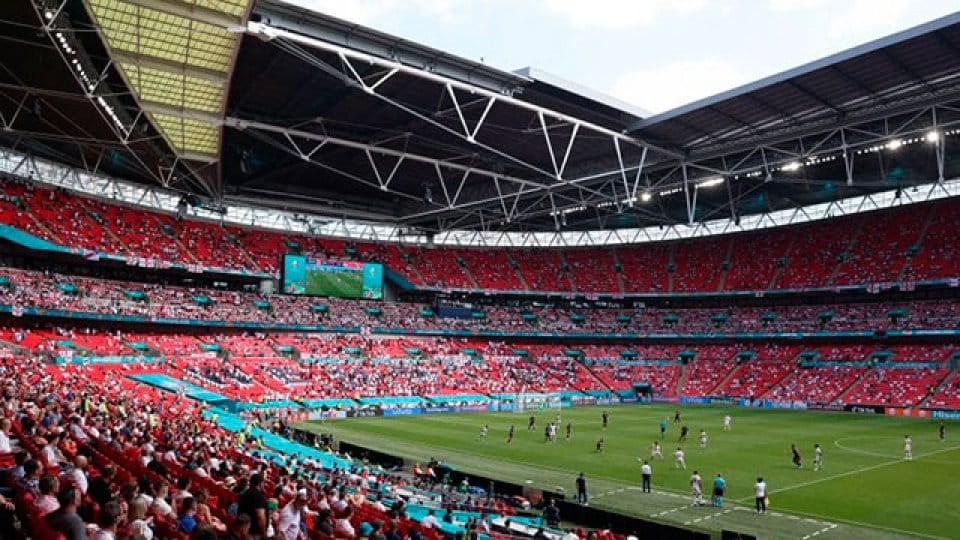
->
[277, 491, 310, 540]
[690, 471, 703, 506]
[722, 414, 732, 431]
[674, 448, 686, 469]
[754, 477, 767, 514]
[68, 455, 89, 494]
[420, 509, 440, 529]
[903, 435, 913, 461]
[0, 418, 12, 453]
[813, 443, 823, 471]
[639, 460, 652, 493]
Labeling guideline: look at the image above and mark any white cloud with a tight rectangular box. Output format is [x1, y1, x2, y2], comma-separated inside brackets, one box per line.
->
[610, 58, 748, 114]
[825, 0, 911, 37]
[542, 0, 709, 29]
[281, 0, 395, 24]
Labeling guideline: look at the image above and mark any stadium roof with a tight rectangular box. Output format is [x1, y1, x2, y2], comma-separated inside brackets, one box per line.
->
[629, 11, 960, 157]
[1, 1, 959, 242]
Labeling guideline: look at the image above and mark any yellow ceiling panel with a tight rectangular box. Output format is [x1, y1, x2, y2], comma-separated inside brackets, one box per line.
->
[121, 63, 222, 113]
[152, 112, 220, 155]
[179, 0, 248, 19]
[84, 0, 252, 160]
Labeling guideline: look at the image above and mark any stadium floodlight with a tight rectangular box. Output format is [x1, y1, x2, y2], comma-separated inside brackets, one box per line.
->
[782, 161, 801, 172]
[44, 10, 54, 20]
[886, 139, 903, 150]
[925, 131, 940, 143]
[640, 191, 652, 202]
[696, 177, 724, 189]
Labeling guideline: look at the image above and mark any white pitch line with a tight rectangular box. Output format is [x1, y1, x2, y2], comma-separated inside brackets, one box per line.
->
[759, 443, 960, 498]
[802, 523, 838, 540]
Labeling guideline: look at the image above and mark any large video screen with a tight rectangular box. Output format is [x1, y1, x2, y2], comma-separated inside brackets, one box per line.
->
[281, 255, 383, 299]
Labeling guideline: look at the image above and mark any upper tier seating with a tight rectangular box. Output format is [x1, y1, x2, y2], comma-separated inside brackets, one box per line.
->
[3, 176, 960, 293]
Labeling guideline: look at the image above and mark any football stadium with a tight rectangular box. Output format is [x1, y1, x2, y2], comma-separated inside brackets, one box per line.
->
[0, 1, 959, 539]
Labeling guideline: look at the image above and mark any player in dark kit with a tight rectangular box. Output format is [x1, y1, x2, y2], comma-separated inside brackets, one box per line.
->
[679, 425, 689, 443]
[507, 424, 515, 444]
[602, 411, 609, 429]
[674, 409, 682, 424]
[791, 443, 802, 468]
[939, 421, 945, 442]
[528, 415, 536, 431]
[566, 422, 572, 440]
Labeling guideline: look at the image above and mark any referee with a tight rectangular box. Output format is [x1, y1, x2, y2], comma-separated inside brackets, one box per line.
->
[755, 477, 767, 514]
[640, 460, 652, 493]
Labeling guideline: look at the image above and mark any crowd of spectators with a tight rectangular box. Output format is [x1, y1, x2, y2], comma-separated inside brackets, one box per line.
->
[4, 177, 960, 295]
[0, 354, 542, 540]
[3, 267, 960, 336]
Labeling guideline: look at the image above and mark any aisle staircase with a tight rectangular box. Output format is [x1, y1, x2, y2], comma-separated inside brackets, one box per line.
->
[611, 249, 627, 294]
[674, 361, 689, 396]
[917, 367, 956, 408]
[457, 253, 480, 288]
[897, 204, 938, 281]
[767, 230, 799, 289]
[579, 360, 615, 392]
[706, 360, 742, 395]
[558, 252, 578, 292]
[506, 253, 530, 290]
[825, 217, 867, 286]
[834, 367, 875, 404]
[151, 214, 202, 264]
[715, 238, 735, 291]
[76, 198, 132, 255]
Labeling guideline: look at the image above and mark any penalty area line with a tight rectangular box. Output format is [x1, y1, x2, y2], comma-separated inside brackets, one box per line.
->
[741, 443, 960, 500]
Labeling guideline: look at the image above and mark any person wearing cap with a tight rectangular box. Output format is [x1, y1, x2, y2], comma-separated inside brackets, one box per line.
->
[277, 489, 311, 540]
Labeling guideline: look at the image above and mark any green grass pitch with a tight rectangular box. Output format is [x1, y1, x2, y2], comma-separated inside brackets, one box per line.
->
[297, 404, 960, 540]
[305, 269, 363, 297]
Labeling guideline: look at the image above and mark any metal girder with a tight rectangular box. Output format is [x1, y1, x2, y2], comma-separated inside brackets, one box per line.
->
[243, 20, 689, 224]
[680, 103, 960, 180]
[110, 51, 229, 85]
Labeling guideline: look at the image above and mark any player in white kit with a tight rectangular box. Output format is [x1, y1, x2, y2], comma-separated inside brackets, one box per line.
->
[650, 441, 663, 459]
[690, 470, 704, 506]
[903, 435, 913, 461]
[722, 414, 731, 431]
[674, 447, 686, 469]
[699, 429, 709, 448]
[813, 443, 823, 471]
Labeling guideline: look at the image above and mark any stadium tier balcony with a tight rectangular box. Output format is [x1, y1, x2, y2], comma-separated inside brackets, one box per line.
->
[842, 367, 949, 407]
[617, 243, 671, 293]
[925, 369, 960, 409]
[832, 206, 926, 286]
[565, 249, 620, 293]
[720, 345, 801, 398]
[723, 230, 792, 291]
[680, 345, 741, 396]
[767, 365, 867, 403]
[671, 237, 728, 293]
[513, 250, 570, 292]
[3, 175, 960, 294]
[902, 199, 960, 282]
[456, 250, 524, 290]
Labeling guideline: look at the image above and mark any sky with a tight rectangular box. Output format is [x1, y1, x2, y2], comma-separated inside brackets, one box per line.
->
[283, 0, 958, 116]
